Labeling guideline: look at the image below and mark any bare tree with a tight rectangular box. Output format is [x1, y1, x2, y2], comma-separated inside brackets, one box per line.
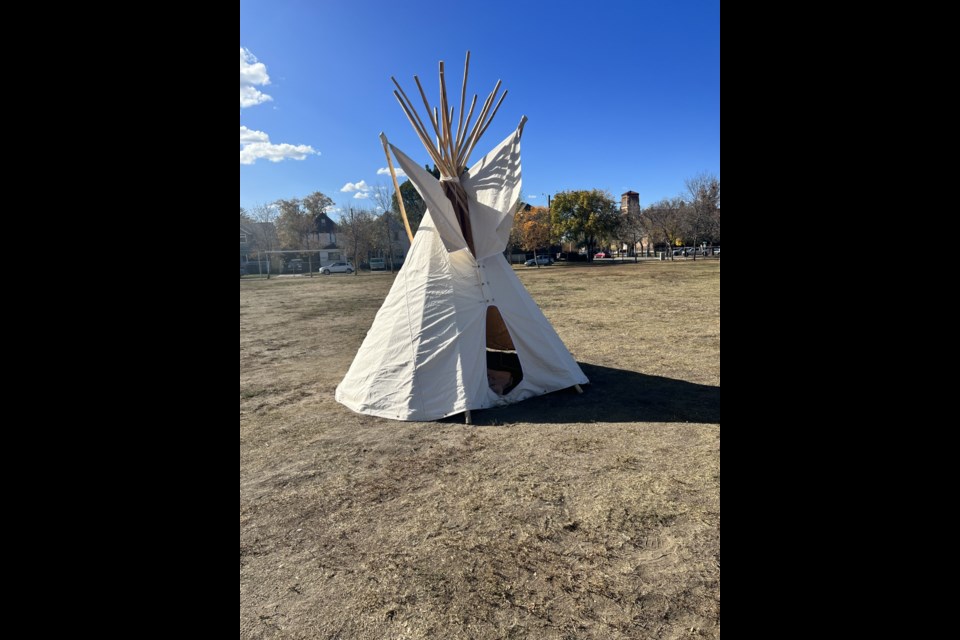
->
[643, 198, 685, 259]
[371, 184, 398, 272]
[711, 205, 720, 248]
[240, 203, 279, 274]
[620, 204, 648, 262]
[247, 203, 278, 252]
[248, 202, 276, 224]
[337, 206, 377, 275]
[682, 173, 720, 260]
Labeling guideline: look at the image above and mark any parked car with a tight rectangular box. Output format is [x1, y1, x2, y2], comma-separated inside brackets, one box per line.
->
[524, 255, 553, 266]
[594, 252, 607, 259]
[369, 258, 386, 271]
[320, 262, 354, 274]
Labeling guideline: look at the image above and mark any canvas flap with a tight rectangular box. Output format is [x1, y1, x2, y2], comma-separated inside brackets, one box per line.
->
[389, 144, 468, 253]
[461, 127, 523, 259]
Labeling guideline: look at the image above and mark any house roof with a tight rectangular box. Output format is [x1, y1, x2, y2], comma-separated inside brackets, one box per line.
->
[315, 212, 338, 233]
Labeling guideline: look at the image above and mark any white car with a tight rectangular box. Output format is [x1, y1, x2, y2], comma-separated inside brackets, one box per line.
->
[320, 261, 354, 274]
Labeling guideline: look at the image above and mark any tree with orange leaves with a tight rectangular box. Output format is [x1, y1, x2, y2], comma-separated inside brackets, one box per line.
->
[510, 205, 552, 267]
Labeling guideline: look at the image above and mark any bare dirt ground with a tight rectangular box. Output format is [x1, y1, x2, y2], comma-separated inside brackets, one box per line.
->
[240, 260, 720, 639]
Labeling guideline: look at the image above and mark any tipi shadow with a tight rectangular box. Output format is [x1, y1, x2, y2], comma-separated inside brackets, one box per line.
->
[458, 363, 720, 425]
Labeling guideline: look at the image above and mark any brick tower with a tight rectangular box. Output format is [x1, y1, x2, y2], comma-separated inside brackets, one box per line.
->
[620, 191, 648, 256]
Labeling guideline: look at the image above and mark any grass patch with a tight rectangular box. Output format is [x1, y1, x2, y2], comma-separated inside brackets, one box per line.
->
[241, 260, 720, 638]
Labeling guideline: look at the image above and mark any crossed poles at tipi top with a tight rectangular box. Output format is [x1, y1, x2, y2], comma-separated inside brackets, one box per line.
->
[379, 51, 525, 256]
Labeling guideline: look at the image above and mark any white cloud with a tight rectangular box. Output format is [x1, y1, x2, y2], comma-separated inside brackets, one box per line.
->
[238, 49, 316, 165]
[240, 47, 272, 109]
[353, 192, 370, 199]
[340, 180, 369, 192]
[240, 126, 316, 165]
[240, 125, 269, 144]
[240, 47, 270, 85]
[241, 86, 272, 109]
[527, 194, 538, 199]
[377, 167, 406, 178]
[241, 142, 316, 165]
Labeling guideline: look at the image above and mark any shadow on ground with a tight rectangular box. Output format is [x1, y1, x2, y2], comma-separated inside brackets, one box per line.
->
[462, 363, 720, 425]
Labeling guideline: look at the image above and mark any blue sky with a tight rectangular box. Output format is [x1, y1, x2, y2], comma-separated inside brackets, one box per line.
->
[240, 0, 719, 215]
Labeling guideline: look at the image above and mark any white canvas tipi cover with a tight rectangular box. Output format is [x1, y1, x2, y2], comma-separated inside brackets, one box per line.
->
[336, 126, 588, 421]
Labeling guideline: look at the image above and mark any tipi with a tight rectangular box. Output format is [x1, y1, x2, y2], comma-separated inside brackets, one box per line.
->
[336, 53, 588, 422]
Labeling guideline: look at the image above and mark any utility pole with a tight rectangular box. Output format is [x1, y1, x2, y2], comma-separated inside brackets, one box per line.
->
[547, 194, 552, 259]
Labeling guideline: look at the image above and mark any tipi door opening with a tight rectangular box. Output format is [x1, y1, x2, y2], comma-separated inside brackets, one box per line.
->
[486, 305, 523, 396]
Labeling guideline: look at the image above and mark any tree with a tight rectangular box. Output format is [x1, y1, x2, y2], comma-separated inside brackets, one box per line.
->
[337, 206, 377, 275]
[247, 202, 276, 224]
[371, 184, 400, 271]
[642, 198, 685, 259]
[681, 173, 720, 260]
[620, 203, 648, 262]
[274, 192, 335, 251]
[512, 206, 552, 267]
[302, 191, 334, 219]
[246, 202, 278, 253]
[507, 201, 527, 251]
[711, 205, 720, 245]
[275, 198, 310, 249]
[550, 190, 620, 262]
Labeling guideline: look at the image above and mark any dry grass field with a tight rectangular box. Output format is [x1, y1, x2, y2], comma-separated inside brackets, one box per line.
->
[240, 260, 720, 639]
